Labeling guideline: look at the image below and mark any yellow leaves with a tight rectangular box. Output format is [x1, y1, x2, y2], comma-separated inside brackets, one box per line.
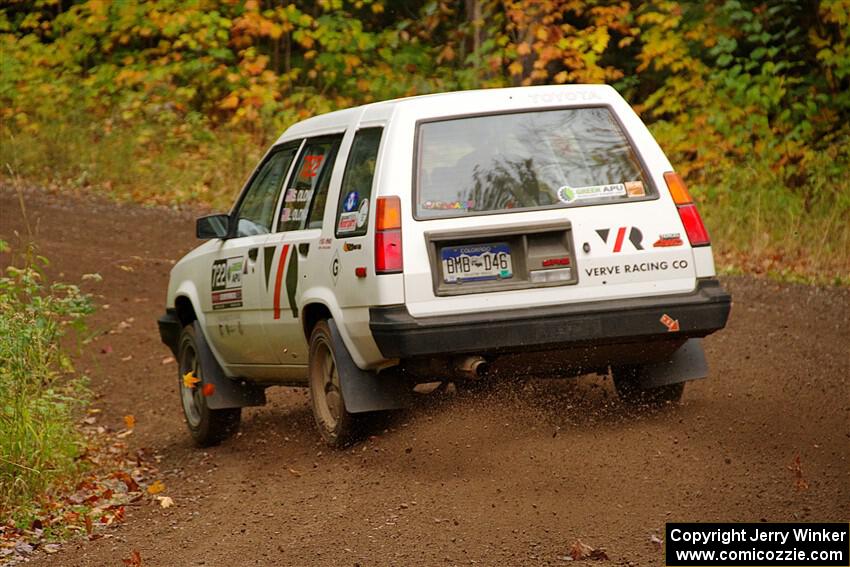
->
[182, 371, 200, 389]
[123, 415, 135, 429]
[508, 61, 524, 76]
[219, 95, 240, 110]
[146, 480, 166, 495]
[516, 42, 531, 56]
[436, 45, 455, 64]
[371, 2, 384, 14]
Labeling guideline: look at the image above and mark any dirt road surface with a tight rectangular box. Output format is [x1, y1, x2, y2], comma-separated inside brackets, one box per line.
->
[2, 186, 848, 567]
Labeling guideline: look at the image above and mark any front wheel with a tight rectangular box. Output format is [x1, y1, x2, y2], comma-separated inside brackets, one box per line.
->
[308, 320, 365, 447]
[612, 365, 685, 408]
[178, 324, 241, 446]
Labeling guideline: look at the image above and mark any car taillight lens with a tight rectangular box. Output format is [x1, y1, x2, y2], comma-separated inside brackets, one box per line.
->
[375, 196, 402, 274]
[677, 204, 710, 247]
[664, 171, 711, 247]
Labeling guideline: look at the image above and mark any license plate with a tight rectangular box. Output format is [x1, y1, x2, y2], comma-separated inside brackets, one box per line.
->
[441, 243, 513, 283]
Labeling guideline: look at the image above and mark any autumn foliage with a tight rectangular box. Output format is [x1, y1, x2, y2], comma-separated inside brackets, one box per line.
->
[1, 0, 848, 280]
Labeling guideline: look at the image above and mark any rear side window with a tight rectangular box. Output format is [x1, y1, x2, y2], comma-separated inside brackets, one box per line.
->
[415, 107, 651, 219]
[279, 135, 343, 232]
[336, 128, 383, 237]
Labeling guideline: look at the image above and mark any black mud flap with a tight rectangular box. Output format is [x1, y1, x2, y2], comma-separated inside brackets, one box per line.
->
[638, 338, 708, 389]
[328, 319, 412, 414]
[193, 321, 266, 410]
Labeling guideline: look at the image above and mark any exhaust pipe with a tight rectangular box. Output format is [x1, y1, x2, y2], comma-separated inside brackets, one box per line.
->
[455, 355, 489, 380]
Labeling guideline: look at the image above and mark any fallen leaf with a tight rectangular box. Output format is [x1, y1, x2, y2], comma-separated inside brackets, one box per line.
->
[43, 544, 60, 554]
[122, 549, 143, 566]
[161, 356, 175, 365]
[569, 540, 608, 561]
[112, 471, 139, 492]
[84, 515, 93, 536]
[157, 496, 174, 508]
[118, 265, 134, 272]
[287, 468, 302, 478]
[100, 345, 113, 355]
[650, 534, 663, 552]
[147, 480, 166, 495]
[182, 371, 200, 389]
[121, 355, 133, 362]
[124, 415, 135, 429]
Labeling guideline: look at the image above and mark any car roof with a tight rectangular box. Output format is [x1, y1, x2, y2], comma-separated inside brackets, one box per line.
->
[276, 84, 623, 143]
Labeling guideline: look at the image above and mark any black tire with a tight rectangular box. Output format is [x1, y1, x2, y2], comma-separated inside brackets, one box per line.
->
[308, 320, 364, 447]
[611, 365, 685, 408]
[177, 324, 241, 447]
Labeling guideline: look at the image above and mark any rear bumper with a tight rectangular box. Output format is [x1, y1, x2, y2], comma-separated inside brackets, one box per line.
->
[369, 278, 731, 358]
[158, 308, 181, 356]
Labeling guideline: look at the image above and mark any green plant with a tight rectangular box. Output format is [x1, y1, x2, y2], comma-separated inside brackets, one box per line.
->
[0, 241, 94, 521]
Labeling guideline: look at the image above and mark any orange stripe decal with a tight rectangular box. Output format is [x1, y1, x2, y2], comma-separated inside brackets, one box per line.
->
[273, 244, 290, 320]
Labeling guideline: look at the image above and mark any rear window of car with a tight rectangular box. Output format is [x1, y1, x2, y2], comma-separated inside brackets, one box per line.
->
[415, 107, 652, 219]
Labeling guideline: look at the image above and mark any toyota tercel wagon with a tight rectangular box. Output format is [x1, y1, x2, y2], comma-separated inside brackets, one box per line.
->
[158, 85, 732, 446]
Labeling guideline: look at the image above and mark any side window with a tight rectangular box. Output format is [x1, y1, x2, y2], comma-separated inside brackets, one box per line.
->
[335, 128, 383, 237]
[279, 135, 343, 232]
[234, 144, 299, 237]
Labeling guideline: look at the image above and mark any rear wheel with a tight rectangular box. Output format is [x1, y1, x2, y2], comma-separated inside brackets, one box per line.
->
[308, 320, 363, 446]
[178, 324, 241, 446]
[612, 365, 685, 407]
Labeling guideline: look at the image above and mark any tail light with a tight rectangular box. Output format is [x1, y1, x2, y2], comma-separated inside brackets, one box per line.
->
[375, 196, 402, 273]
[664, 171, 711, 247]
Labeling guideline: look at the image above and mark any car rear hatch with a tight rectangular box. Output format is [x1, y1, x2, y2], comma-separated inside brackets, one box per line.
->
[402, 105, 702, 318]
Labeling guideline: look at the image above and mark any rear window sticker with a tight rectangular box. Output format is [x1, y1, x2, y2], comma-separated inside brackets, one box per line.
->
[280, 208, 292, 222]
[356, 198, 369, 228]
[421, 200, 475, 210]
[284, 189, 297, 203]
[625, 180, 646, 197]
[338, 212, 357, 233]
[653, 233, 683, 247]
[300, 154, 325, 179]
[557, 183, 626, 203]
[343, 191, 359, 212]
[296, 189, 312, 203]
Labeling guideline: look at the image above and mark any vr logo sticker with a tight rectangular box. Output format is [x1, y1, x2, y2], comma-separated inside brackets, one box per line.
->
[596, 227, 644, 252]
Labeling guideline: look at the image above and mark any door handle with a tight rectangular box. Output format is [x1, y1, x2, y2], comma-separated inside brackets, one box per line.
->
[298, 242, 310, 256]
[244, 248, 258, 274]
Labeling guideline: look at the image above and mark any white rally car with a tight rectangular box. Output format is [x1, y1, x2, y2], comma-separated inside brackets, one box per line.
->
[158, 85, 731, 446]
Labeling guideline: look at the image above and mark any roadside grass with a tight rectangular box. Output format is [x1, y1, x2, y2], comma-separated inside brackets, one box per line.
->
[1, 113, 264, 211]
[0, 239, 94, 525]
[1, 117, 848, 285]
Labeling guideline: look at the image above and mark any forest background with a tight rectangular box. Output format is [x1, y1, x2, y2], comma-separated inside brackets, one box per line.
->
[2, 0, 849, 282]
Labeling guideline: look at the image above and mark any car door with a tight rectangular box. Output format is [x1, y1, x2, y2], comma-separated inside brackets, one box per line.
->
[203, 141, 301, 367]
[259, 134, 345, 368]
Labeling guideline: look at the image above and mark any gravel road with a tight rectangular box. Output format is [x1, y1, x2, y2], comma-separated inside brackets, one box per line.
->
[2, 187, 848, 567]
